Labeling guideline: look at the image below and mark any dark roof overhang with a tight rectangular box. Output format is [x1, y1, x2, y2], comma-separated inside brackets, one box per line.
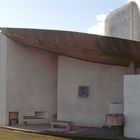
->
[1, 28, 140, 66]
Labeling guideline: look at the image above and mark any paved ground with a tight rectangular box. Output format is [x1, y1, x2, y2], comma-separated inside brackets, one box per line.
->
[9, 124, 115, 136]
[0, 124, 138, 140]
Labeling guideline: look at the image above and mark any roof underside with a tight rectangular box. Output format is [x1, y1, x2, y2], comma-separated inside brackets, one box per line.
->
[1, 28, 140, 66]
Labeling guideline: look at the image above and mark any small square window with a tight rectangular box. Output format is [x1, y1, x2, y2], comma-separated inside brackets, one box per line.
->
[78, 86, 89, 97]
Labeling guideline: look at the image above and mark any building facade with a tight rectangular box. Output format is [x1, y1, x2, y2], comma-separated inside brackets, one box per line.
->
[0, 1, 139, 139]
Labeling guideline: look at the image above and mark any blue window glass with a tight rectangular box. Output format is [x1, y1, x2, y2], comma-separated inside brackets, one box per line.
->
[78, 86, 89, 97]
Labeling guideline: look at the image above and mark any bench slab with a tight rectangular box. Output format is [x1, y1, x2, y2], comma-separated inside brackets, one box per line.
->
[50, 121, 73, 130]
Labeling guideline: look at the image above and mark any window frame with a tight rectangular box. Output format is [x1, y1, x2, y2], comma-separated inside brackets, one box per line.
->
[78, 86, 89, 97]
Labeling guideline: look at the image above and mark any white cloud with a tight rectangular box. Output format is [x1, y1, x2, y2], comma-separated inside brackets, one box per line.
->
[96, 14, 107, 22]
[88, 13, 107, 35]
[88, 21, 105, 35]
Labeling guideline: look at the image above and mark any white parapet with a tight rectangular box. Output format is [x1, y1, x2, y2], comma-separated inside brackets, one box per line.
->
[124, 75, 140, 139]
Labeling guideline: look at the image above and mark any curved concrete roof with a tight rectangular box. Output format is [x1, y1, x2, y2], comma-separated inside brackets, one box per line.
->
[1, 28, 140, 66]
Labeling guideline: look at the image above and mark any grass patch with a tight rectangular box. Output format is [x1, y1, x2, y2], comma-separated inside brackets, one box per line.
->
[0, 127, 106, 140]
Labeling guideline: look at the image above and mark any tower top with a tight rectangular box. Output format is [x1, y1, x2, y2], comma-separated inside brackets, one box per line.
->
[105, 1, 140, 41]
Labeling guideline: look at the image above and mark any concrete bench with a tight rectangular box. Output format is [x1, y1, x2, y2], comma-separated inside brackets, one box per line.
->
[50, 120, 73, 130]
[23, 116, 48, 125]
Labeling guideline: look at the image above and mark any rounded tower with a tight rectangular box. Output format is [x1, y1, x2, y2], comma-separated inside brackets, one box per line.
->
[105, 1, 140, 41]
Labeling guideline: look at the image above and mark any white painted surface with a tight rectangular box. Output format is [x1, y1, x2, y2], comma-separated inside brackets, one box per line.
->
[105, 2, 140, 41]
[0, 33, 7, 125]
[124, 75, 140, 139]
[5, 37, 58, 125]
[109, 103, 123, 114]
[57, 56, 128, 127]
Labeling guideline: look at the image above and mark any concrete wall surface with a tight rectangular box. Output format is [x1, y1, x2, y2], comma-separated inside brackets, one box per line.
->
[0, 33, 7, 125]
[105, 2, 140, 41]
[124, 75, 140, 139]
[6, 37, 58, 125]
[57, 56, 128, 127]
[109, 103, 123, 114]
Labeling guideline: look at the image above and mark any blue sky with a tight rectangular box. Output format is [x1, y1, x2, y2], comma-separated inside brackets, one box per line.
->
[0, 0, 132, 33]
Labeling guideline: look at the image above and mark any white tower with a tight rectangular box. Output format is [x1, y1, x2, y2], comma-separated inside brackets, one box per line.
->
[105, 1, 140, 41]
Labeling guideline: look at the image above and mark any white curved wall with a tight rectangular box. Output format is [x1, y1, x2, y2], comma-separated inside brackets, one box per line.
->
[6, 37, 58, 125]
[0, 33, 7, 125]
[105, 2, 140, 41]
[57, 56, 128, 127]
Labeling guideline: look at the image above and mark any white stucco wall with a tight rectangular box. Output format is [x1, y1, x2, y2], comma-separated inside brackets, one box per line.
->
[57, 56, 128, 127]
[105, 2, 140, 41]
[0, 33, 7, 125]
[5, 37, 58, 125]
[124, 75, 140, 139]
[109, 103, 123, 114]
